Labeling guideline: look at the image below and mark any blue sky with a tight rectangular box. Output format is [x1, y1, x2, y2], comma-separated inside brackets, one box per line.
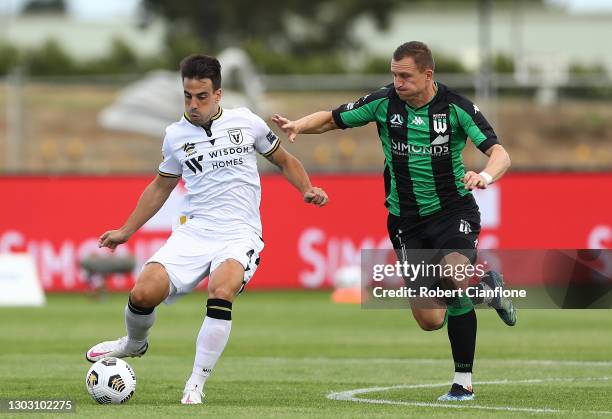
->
[549, 0, 612, 11]
[1, 0, 612, 18]
[0, 0, 141, 18]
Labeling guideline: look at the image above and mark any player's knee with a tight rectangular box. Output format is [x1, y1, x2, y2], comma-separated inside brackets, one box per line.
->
[130, 263, 169, 307]
[208, 283, 235, 301]
[129, 278, 166, 307]
[415, 316, 445, 331]
[129, 288, 158, 308]
[418, 321, 444, 331]
[441, 252, 469, 269]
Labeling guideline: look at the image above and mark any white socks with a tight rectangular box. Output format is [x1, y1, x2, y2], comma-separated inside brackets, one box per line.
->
[453, 372, 472, 389]
[186, 316, 232, 390]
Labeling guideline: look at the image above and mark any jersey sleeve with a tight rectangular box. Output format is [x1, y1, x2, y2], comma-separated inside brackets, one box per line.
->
[250, 112, 281, 157]
[158, 135, 182, 178]
[331, 92, 383, 129]
[451, 98, 500, 153]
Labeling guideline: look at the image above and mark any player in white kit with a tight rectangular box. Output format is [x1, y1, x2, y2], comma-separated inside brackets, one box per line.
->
[86, 55, 328, 404]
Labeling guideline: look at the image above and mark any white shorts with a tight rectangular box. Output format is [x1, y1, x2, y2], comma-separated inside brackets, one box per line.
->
[146, 219, 264, 303]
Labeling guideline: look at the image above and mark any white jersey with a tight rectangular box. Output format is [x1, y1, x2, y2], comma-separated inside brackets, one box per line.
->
[158, 107, 280, 236]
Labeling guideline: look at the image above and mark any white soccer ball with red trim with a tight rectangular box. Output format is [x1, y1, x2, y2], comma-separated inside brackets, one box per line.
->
[85, 357, 136, 404]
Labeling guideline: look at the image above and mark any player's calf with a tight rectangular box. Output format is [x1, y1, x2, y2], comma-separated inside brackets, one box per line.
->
[86, 294, 157, 363]
[129, 262, 171, 307]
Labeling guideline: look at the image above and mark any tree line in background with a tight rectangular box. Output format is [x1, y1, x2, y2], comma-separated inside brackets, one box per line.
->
[0, 36, 606, 79]
[1, 0, 605, 78]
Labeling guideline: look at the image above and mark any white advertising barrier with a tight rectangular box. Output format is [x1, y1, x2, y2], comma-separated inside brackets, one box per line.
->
[0, 253, 46, 306]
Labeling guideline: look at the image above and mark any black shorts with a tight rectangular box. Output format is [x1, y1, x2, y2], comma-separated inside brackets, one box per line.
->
[387, 205, 481, 263]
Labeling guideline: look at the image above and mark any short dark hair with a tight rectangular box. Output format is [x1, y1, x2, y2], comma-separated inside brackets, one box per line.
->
[180, 54, 222, 90]
[393, 41, 435, 72]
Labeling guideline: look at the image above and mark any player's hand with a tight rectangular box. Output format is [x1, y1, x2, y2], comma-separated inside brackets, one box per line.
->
[271, 114, 299, 142]
[303, 187, 328, 207]
[462, 171, 488, 190]
[98, 229, 131, 251]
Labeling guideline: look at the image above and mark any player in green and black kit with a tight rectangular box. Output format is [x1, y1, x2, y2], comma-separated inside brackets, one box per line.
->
[273, 41, 516, 401]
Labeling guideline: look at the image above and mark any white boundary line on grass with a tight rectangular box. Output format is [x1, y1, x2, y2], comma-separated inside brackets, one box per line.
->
[246, 356, 612, 367]
[327, 376, 612, 415]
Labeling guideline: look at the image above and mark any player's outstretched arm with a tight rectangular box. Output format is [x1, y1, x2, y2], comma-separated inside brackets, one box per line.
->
[98, 175, 180, 250]
[265, 145, 328, 207]
[462, 144, 511, 190]
[271, 111, 338, 143]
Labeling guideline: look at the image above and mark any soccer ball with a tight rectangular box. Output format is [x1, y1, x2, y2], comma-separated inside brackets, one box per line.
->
[85, 357, 136, 404]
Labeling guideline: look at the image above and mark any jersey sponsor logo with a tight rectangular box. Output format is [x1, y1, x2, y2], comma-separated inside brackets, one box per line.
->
[208, 146, 252, 159]
[459, 219, 472, 234]
[182, 142, 197, 156]
[185, 155, 204, 174]
[345, 102, 355, 110]
[409, 143, 449, 156]
[411, 116, 425, 126]
[391, 138, 449, 157]
[211, 157, 244, 170]
[390, 114, 404, 127]
[266, 130, 278, 145]
[228, 129, 244, 145]
[391, 138, 411, 156]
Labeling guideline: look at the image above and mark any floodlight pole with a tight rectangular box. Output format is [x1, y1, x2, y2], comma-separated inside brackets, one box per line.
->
[3, 0, 23, 173]
[6, 67, 24, 173]
[475, 0, 495, 169]
[477, 0, 492, 103]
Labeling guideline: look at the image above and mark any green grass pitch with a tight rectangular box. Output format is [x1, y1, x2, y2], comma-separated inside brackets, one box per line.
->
[1, 291, 611, 418]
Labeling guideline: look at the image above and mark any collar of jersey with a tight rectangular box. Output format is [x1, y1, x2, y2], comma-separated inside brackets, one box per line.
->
[403, 82, 440, 111]
[183, 107, 224, 127]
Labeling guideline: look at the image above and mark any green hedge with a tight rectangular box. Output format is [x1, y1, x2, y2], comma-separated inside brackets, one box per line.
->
[0, 39, 606, 82]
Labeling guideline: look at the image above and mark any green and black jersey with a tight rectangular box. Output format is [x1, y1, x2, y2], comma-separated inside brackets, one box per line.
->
[331, 82, 499, 219]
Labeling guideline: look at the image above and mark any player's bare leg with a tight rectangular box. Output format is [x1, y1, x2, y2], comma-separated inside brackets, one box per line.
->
[86, 262, 170, 362]
[411, 305, 447, 331]
[181, 259, 244, 405]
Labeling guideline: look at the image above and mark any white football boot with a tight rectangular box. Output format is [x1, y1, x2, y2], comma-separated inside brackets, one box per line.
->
[86, 336, 148, 363]
[181, 384, 204, 404]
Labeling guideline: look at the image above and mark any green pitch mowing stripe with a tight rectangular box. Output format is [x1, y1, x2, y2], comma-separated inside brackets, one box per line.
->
[1, 292, 611, 418]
